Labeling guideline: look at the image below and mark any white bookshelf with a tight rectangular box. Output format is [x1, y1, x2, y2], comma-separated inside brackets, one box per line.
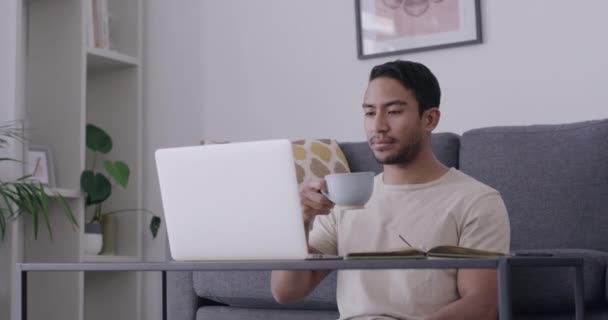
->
[21, 0, 144, 319]
[87, 47, 139, 70]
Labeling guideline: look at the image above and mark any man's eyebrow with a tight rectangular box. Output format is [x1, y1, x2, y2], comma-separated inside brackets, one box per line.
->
[382, 100, 407, 107]
[362, 100, 408, 108]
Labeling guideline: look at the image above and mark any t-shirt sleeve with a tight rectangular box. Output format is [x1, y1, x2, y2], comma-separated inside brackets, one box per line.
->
[308, 209, 338, 255]
[458, 192, 511, 254]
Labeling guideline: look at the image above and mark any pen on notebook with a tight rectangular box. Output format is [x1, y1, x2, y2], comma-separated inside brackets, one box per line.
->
[398, 235, 412, 247]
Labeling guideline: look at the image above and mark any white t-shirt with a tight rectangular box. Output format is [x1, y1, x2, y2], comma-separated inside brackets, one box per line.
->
[309, 168, 511, 320]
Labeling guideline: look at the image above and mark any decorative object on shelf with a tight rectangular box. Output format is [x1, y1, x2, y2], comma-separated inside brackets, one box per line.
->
[83, 222, 103, 255]
[81, 124, 161, 254]
[26, 144, 56, 187]
[87, 0, 111, 50]
[0, 121, 77, 240]
[355, 0, 482, 59]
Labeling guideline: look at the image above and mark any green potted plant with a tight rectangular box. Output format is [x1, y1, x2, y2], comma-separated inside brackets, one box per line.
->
[81, 124, 161, 254]
[0, 121, 77, 240]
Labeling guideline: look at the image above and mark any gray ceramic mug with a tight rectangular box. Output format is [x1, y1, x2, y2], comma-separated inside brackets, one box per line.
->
[322, 172, 375, 209]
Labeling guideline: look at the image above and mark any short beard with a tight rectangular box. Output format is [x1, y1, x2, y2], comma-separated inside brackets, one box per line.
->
[373, 131, 422, 166]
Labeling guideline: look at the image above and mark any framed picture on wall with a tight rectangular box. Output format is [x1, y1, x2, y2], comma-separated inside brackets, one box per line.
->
[27, 145, 56, 187]
[355, 0, 482, 59]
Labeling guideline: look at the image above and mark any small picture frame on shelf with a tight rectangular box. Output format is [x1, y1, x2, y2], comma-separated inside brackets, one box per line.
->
[355, 0, 482, 59]
[27, 145, 56, 187]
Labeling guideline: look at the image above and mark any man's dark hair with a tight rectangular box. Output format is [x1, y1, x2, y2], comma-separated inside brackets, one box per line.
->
[369, 60, 441, 116]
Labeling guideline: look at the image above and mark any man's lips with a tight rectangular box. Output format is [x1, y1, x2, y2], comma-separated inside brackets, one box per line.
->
[370, 137, 397, 150]
[373, 143, 393, 151]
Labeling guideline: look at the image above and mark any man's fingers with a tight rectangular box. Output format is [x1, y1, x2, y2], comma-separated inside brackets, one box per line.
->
[307, 190, 333, 205]
[301, 197, 332, 212]
[300, 179, 334, 220]
[302, 179, 328, 193]
[301, 185, 334, 207]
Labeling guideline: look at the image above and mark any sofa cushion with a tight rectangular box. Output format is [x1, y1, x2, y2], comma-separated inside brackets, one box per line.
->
[167, 272, 197, 320]
[459, 119, 608, 251]
[513, 308, 608, 320]
[338, 142, 382, 174]
[339, 132, 460, 174]
[196, 306, 339, 320]
[430, 132, 461, 169]
[193, 270, 337, 309]
[510, 249, 607, 311]
[291, 139, 350, 184]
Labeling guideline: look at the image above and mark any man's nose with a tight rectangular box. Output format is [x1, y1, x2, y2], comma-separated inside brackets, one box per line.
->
[373, 113, 389, 132]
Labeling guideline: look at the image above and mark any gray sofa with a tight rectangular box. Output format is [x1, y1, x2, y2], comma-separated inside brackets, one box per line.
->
[168, 119, 608, 319]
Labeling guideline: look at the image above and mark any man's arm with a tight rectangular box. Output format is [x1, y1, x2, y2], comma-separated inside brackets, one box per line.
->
[427, 269, 498, 320]
[271, 179, 335, 304]
[271, 246, 330, 304]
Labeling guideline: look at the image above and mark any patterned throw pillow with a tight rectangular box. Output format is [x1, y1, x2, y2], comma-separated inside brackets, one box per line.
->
[291, 139, 350, 185]
[200, 139, 351, 186]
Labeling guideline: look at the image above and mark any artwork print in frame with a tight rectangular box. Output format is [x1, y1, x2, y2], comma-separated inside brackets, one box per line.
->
[355, 0, 482, 59]
[27, 145, 56, 187]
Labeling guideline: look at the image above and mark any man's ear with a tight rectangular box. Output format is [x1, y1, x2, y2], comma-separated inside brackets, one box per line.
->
[422, 107, 440, 132]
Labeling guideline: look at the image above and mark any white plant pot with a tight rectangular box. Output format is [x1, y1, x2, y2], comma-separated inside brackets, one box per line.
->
[84, 223, 103, 255]
[84, 233, 103, 255]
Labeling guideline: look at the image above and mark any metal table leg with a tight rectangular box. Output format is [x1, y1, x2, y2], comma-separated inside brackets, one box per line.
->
[16, 267, 27, 320]
[498, 258, 512, 320]
[22, 271, 27, 320]
[162, 271, 167, 320]
[573, 265, 584, 320]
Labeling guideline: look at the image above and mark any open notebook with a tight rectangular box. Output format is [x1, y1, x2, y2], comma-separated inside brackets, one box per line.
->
[345, 245, 505, 260]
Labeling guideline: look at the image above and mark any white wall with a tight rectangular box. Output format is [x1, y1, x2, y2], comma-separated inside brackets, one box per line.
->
[198, 0, 608, 141]
[142, 1, 608, 319]
[142, 1, 206, 319]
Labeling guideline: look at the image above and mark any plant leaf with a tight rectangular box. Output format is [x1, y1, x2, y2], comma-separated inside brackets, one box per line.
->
[80, 170, 112, 204]
[16, 184, 38, 239]
[0, 187, 17, 218]
[56, 194, 78, 228]
[103, 160, 130, 188]
[84, 195, 95, 207]
[17, 174, 33, 181]
[150, 216, 161, 238]
[86, 124, 112, 154]
[0, 209, 6, 240]
[26, 183, 52, 239]
[35, 183, 53, 239]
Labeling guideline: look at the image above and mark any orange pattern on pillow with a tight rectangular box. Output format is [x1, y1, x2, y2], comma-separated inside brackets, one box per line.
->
[291, 139, 350, 185]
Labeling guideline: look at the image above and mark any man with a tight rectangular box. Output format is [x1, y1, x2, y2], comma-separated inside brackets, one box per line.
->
[271, 60, 510, 320]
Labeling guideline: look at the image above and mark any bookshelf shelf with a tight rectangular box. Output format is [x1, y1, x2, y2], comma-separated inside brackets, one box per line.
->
[87, 48, 139, 71]
[45, 187, 82, 199]
[82, 254, 140, 263]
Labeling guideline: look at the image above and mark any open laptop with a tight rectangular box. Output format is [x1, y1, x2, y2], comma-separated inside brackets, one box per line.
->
[155, 139, 335, 261]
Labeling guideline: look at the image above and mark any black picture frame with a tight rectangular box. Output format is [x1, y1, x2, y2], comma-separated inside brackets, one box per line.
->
[355, 0, 483, 60]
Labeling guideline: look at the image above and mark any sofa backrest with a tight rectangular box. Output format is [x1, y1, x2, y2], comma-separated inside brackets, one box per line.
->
[460, 119, 608, 251]
[339, 132, 461, 173]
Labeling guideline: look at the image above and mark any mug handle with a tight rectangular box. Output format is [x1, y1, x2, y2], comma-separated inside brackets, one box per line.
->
[320, 190, 335, 203]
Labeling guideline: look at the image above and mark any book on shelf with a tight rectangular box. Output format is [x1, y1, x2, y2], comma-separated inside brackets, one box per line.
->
[345, 245, 505, 260]
[87, 0, 110, 49]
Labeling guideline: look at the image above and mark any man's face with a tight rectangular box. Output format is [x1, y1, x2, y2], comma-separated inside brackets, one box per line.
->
[363, 77, 424, 165]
